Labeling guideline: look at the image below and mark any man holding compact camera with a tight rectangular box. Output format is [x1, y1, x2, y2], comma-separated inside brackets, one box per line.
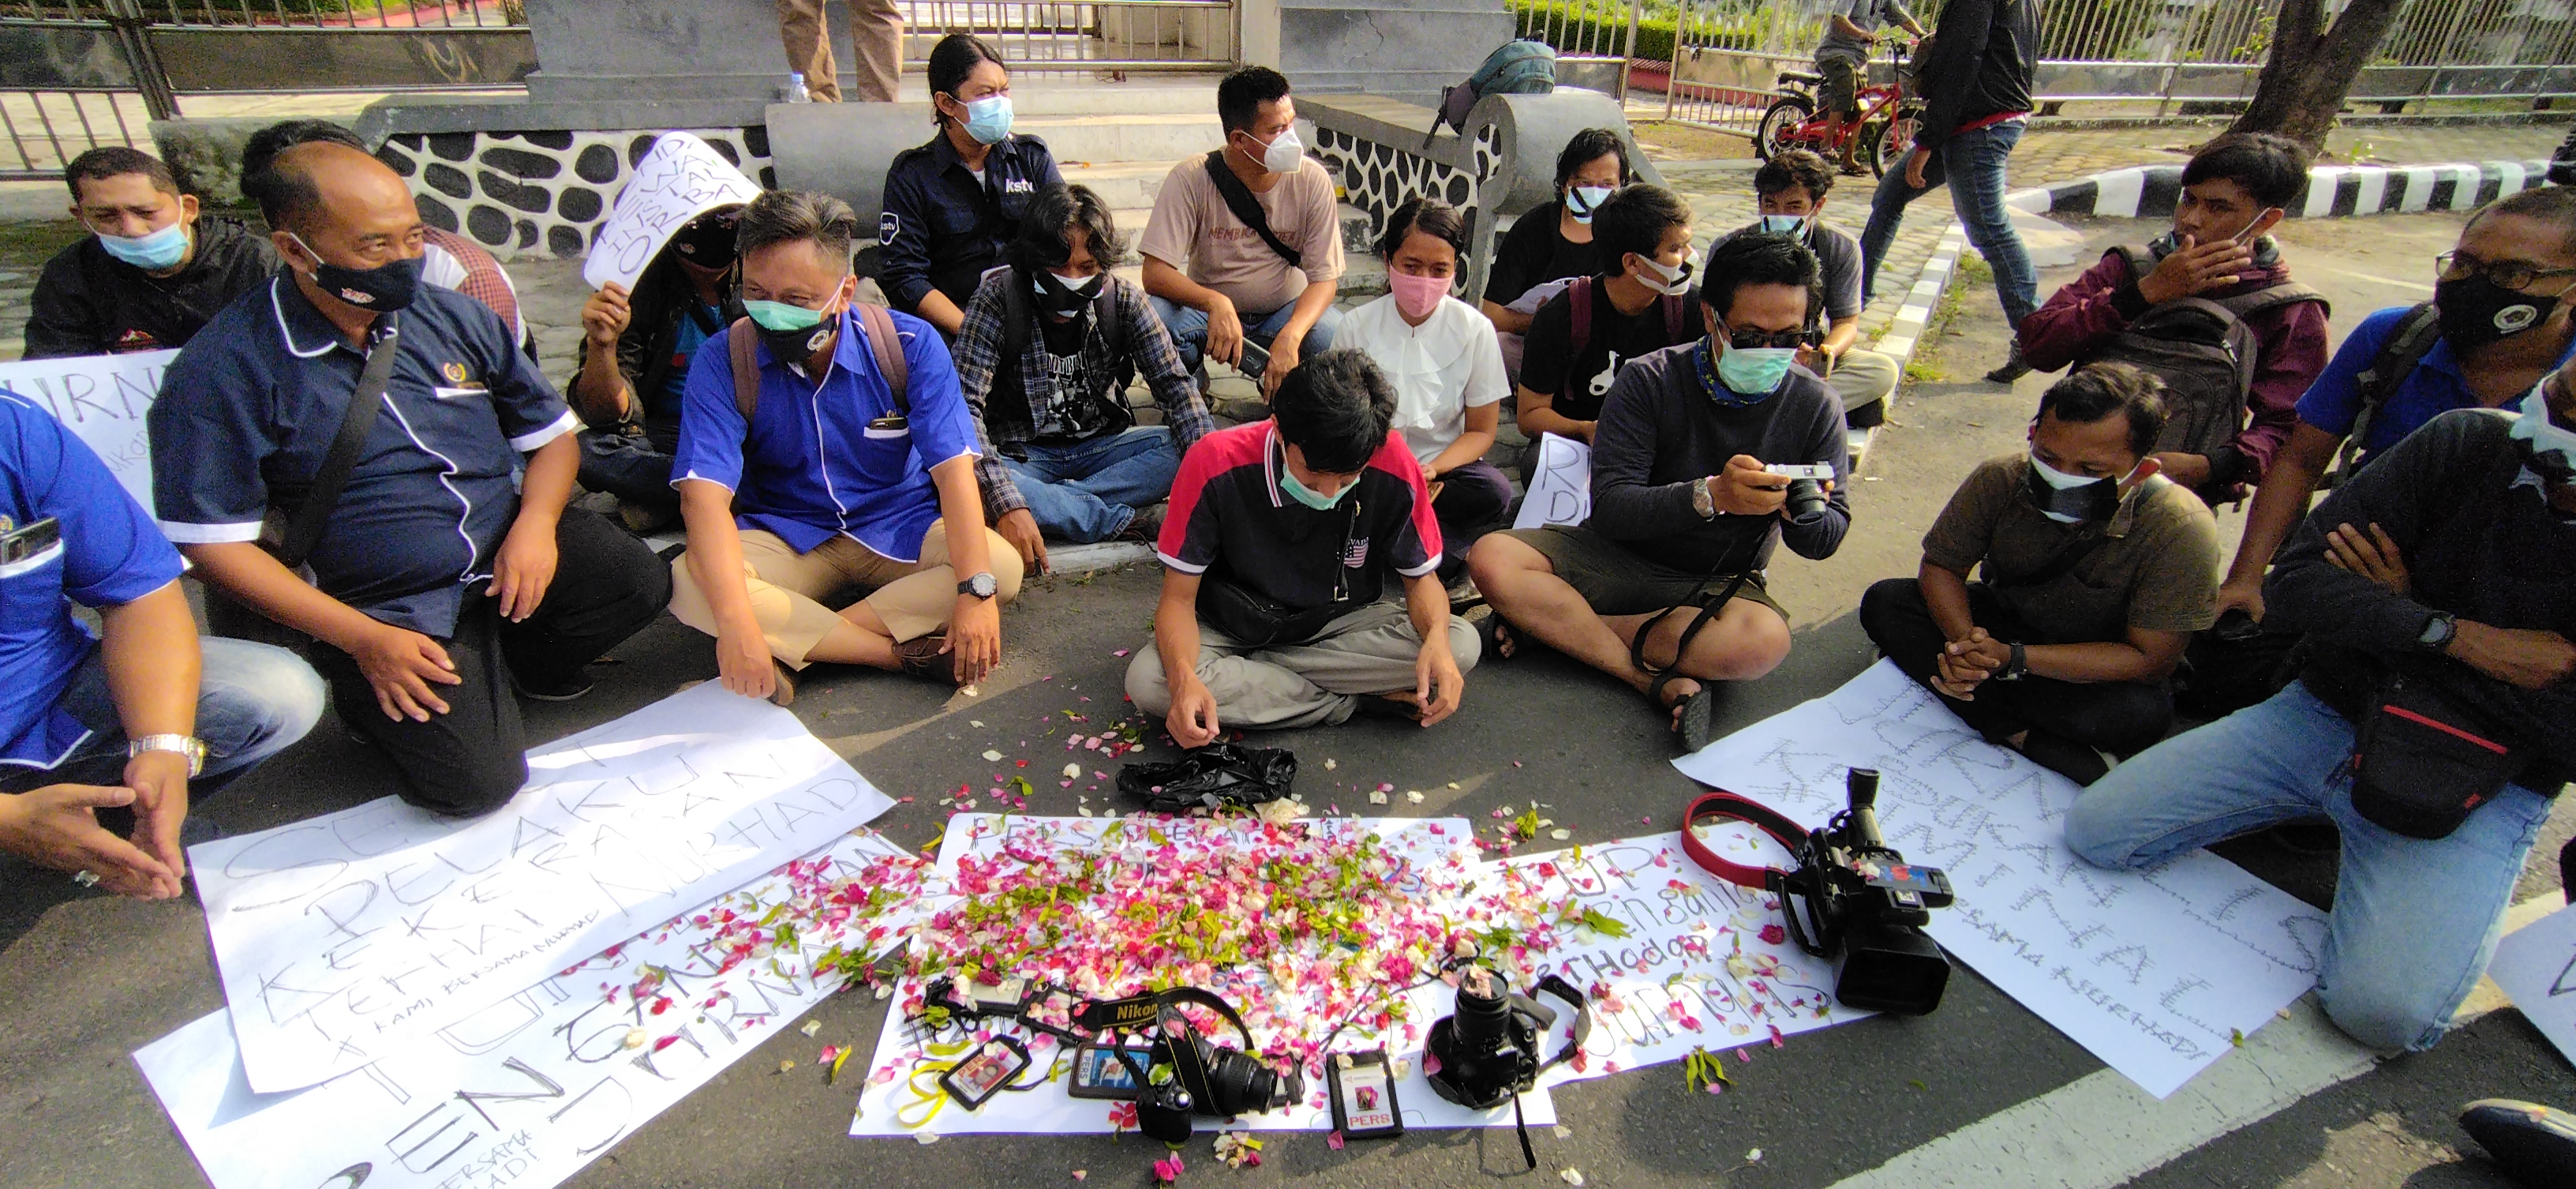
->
[1861, 362, 2218, 785]
[2068, 365, 2576, 1056]
[1471, 233, 1851, 750]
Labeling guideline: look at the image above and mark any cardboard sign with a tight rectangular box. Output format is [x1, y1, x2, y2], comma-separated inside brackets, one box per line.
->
[0, 349, 177, 516]
[582, 133, 762, 291]
[2488, 904, 2576, 1068]
[1511, 432, 1591, 531]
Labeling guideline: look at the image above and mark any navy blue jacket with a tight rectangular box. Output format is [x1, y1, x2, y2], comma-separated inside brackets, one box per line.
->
[878, 131, 1062, 321]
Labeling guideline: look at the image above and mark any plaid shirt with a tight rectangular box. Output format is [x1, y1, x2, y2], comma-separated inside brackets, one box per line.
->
[953, 268, 1212, 520]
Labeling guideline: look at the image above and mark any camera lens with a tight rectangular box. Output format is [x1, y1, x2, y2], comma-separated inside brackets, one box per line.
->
[1786, 478, 1829, 523]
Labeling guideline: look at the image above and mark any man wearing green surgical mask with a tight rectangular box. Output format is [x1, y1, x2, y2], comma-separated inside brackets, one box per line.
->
[1473, 233, 1852, 751]
[26, 146, 272, 358]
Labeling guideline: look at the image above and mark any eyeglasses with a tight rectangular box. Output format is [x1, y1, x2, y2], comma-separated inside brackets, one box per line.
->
[2435, 250, 2576, 293]
[1715, 321, 1807, 351]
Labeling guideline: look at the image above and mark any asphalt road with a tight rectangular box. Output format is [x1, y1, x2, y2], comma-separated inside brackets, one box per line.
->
[4, 208, 2572, 1189]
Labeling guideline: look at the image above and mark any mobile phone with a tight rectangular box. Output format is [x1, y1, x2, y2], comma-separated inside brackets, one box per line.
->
[0, 517, 61, 568]
[1067, 1043, 1154, 1100]
[1326, 1050, 1403, 1139]
[938, 1036, 1033, 1110]
[1763, 463, 1837, 481]
[1235, 339, 1270, 381]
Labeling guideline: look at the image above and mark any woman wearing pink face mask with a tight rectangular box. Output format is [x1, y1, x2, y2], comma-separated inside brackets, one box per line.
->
[1341, 197, 1512, 594]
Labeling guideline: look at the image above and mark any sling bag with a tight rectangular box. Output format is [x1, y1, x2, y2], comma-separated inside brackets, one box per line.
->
[1202, 149, 1303, 269]
[261, 312, 404, 571]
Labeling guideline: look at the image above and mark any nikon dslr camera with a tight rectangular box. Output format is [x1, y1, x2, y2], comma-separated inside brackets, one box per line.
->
[1777, 768, 1956, 1015]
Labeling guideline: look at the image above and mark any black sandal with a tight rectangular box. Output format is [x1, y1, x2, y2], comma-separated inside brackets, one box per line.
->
[1631, 576, 1747, 752]
[1464, 605, 1512, 662]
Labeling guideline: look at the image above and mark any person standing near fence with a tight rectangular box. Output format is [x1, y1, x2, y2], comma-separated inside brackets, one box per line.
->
[1859, 0, 2041, 385]
[1814, 0, 1926, 176]
[776, 0, 904, 103]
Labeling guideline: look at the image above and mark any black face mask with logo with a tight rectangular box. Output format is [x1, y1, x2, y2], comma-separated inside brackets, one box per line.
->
[292, 233, 422, 312]
[2434, 274, 2552, 352]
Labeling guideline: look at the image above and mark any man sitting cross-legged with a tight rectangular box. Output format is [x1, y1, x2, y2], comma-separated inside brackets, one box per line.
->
[1125, 350, 1477, 741]
[1860, 362, 2219, 785]
[1470, 233, 1852, 749]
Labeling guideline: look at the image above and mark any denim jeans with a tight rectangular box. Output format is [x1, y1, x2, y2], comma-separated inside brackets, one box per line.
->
[1002, 426, 1184, 543]
[0, 637, 325, 795]
[1860, 120, 2041, 333]
[578, 427, 680, 515]
[2064, 681, 2553, 1053]
[1148, 295, 1346, 377]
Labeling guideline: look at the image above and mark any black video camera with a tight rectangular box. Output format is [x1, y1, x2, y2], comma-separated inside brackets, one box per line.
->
[1424, 966, 1591, 1168]
[1777, 768, 1955, 1015]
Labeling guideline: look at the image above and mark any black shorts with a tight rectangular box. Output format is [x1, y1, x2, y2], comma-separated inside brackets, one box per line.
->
[1509, 525, 1787, 621]
[1818, 56, 1863, 117]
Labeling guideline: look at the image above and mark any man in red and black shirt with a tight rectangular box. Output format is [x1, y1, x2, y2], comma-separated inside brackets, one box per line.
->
[1125, 350, 1478, 741]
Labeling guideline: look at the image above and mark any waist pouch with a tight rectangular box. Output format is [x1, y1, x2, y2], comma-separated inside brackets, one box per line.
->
[1197, 576, 1357, 649]
[2349, 670, 2528, 839]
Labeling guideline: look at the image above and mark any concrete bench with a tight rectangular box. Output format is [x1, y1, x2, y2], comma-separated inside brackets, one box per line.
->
[1298, 88, 1664, 302]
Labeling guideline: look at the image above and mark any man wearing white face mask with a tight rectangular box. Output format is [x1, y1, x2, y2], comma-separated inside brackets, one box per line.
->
[1512, 184, 1701, 472]
[1709, 150, 1900, 429]
[954, 184, 1208, 568]
[26, 147, 273, 359]
[1140, 66, 1346, 401]
[2067, 366, 2576, 1056]
[1859, 362, 2220, 784]
[1481, 129, 1630, 349]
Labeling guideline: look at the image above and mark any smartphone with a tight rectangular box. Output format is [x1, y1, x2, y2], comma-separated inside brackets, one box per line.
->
[1326, 1050, 1403, 1139]
[1763, 463, 1837, 481]
[0, 516, 62, 574]
[1235, 339, 1270, 382]
[1067, 1043, 1154, 1101]
[938, 1036, 1032, 1109]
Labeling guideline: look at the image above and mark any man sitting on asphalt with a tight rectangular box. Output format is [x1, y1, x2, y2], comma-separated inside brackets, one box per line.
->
[567, 204, 746, 534]
[1125, 350, 1475, 741]
[2068, 364, 2576, 1056]
[1140, 65, 1345, 399]
[1511, 183, 1701, 467]
[954, 183, 1209, 572]
[1861, 362, 2218, 785]
[668, 190, 1021, 706]
[24, 146, 273, 358]
[2017, 133, 2331, 507]
[151, 140, 669, 818]
[1715, 149, 1901, 429]
[0, 392, 321, 898]
[1471, 233, 1852, 749]
[2214, 185, 2576, 623]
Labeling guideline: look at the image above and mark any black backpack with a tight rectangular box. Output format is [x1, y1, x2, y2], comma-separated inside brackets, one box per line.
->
[2321, 302, 2441, 488]
[2084, 245, 2327, 466]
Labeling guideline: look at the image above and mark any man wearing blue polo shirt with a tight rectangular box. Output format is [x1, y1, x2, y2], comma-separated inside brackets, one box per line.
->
[149, 141, 670, 818]
[667, 189, 1020, 706]
[2214, 186, 2576, 622]
[0, 396, 320, 898]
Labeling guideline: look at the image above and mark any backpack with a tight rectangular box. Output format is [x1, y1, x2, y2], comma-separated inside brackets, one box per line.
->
[2086, 245, 2327, 467]
[1563, 274, 1690, 402]
[2321, 301, 2440, 489]
[727, 303, 908, 422]
[1429, 40, 1556, 144]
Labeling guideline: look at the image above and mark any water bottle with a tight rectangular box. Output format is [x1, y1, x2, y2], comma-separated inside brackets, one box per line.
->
[781, 72, 811, 103]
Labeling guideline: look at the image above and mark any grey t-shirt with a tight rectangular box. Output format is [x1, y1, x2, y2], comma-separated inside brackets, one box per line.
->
[1709, 220, 1865, 325]
[1818, 0, 1913, 62]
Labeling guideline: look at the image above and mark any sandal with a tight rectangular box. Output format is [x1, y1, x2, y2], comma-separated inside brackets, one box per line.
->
[1629, 576, 1746, 751]
[766, 660, 797, 707]
[893, 633, 956, 684]
[1463, 605, 1513, 662]
[1647, 670, 1719, 752]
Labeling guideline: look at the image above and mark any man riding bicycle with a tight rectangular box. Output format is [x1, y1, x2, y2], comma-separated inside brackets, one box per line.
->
[1815, 0, 1926, 174]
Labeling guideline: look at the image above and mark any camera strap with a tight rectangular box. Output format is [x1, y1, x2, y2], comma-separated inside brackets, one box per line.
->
[1679, 789, 1814, 890]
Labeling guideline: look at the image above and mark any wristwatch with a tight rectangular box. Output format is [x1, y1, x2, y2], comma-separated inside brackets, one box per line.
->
[129, 733, 205, 778]
[1996, 642, 2029, 681]
[2417, 610, 2458, 655]
[1691, 476, 1717, 519]
[958, 571, 998, 600]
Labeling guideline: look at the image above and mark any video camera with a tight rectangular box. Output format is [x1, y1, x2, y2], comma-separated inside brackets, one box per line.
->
[1683, 768, 1956, 1015]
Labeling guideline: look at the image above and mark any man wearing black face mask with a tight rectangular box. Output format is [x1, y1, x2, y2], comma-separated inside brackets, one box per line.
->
[953, 184, 1209, 572]
[568, 205, 749, 532]
[148, 141, 671, 817]
[1860, 363, 2221, 784]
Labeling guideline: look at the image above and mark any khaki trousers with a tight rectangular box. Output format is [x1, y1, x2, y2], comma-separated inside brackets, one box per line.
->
[1829, 346, 1900, 413]
[1124, 601, 1482, 730]
[775, 0, 903, 103]
[670, 520, 1024, 669]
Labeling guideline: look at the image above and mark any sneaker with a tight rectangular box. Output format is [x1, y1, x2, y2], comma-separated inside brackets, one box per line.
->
[1118, 502, 1167, 543]
[2461, 1099, 2576, 1187]
[1983, 343, 2032, 385]
[515, 671, 596, 702]
[1445, 572, 1483, 612]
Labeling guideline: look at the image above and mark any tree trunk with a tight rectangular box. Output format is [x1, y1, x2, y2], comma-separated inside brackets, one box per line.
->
[2224, 0, 2410, 152]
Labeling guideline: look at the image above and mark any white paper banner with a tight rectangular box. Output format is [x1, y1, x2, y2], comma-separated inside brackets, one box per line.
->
[1511, 433, 1590, 531]
[582, 133, 762, 291]
[1675, 661, 2327, 1098]
[0, 349, 176, 516]
[1485, 833, 1868, 1088]
[139, 829, 933, 1189]
[2488, 904, 2576, 1068]
[193, 681, 894, 1093]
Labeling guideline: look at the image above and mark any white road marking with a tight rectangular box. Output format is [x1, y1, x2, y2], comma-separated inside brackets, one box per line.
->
[2298, 261, 2437, 293]
[1828, 892, 2563, 1189]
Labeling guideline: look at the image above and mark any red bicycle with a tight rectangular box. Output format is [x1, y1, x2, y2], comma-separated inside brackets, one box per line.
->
[1754, 40, 1919, 178]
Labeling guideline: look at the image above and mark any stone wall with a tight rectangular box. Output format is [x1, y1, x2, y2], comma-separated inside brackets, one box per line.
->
[374, 128, 777, 260]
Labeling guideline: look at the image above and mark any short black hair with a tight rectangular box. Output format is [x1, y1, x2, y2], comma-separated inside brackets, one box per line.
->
[2036, 362, 2170, 457]
[1009, 183, 1129, 274]
[1272, 349, 1395, 474]
[2473, 184, 2576, 258]
[1589, 183, 1692, 266]
[64, 146, 176, 203]
[1754, 148, 1834, 204]
[1698, 231, 1822, 322]
[1376, 196, 1467, 261]
[1552, 128, 1630, 191]
[736, 189, 859, 273]
[927, 34, 1008, 126]
[1217, 66, 1293, 136]
[2181, 133, 2309, 210]
[240, 119, 366, 230]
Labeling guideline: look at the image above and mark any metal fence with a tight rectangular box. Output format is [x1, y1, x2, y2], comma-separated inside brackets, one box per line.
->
[904, 1, 1238, 70]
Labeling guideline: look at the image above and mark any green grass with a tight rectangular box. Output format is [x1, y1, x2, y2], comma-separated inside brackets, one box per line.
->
[0, 219, 86, 275]
[1902, 253, 1991, 384]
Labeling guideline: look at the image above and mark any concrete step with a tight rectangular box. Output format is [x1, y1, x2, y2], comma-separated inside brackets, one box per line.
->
[1019, 111, 1223, 165]
[878, 77, 1221, 116]
[1060, 160, 1174, 209]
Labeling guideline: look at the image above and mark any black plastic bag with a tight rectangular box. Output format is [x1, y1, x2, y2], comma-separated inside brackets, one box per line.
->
[1118, 745, 1297, 812]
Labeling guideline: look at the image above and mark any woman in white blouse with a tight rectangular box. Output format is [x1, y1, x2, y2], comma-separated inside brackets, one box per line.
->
[1341, 197, 1512, 584]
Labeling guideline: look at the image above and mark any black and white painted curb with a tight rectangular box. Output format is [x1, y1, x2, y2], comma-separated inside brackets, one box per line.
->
[1855, 221, 1971, 467]
[2003, 158, 2554, 221]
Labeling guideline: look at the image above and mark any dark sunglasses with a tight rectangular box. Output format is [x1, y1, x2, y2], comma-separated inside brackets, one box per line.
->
[1715, 319, 1807, 351]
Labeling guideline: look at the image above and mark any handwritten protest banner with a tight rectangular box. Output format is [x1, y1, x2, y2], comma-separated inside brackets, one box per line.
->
[582, 133, 762, 291]
[1511, 433, 1590, 531]
[2488, 905, 2576, 1068]
[192, 681, 895, 1093]
[1676, 660, 2327, 1097]
[0, 349, 176, 515]
[140, 829, 934, 1189]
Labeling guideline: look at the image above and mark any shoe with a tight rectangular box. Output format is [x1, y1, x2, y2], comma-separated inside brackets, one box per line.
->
[2461, 1100, 2576, 1188]
[1983, 343, 2032, 385]
[2013, 729, 2110, 785]
[1445, 572, 1483, 612]
[515, 671, 595, 702]
[766, 660, 796, 707]
[894, 633, 957, 685]
[1845, 396, 1888, 429]
[1118, 502, 1167, 543]
[616, 499, 680, 536]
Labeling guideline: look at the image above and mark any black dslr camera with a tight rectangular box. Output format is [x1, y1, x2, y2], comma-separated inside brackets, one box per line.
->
[1778, 768, 1956, 1015]
[1104, 989, 1302, 1143]
[1424, 966, 1591, 1168]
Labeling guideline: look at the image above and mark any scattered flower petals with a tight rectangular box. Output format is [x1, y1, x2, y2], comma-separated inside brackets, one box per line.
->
[1550, 829, 1571, 840]
[1072, 1172, 1087, 1182]
[1560, 1169, 1586, 1185]
[621, 1027, 647, 1049]
[1324, 759, 1337, 770]
[982, 750, 1005, 762]
[799, 1019, 822, 1037]
[915, 1133, 941, 1145]
[1746, 1147, 1764, 1163]
[1326, 1131, 1346, 1150]
[1552, 1125, 1573, 1139]
[1405, 790, 1424, 804]
[1065, 763, 1083, 778]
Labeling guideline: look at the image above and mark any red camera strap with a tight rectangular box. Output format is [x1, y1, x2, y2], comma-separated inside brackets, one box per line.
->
[1679, 790, 1813, 891]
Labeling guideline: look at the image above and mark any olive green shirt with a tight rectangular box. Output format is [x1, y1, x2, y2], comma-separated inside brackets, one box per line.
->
[1922, 454, 2221, 643]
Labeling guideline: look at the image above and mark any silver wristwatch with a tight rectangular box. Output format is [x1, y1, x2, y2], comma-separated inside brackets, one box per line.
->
[1692, 476, 1717, 519]
[129, 733, 205, 778]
